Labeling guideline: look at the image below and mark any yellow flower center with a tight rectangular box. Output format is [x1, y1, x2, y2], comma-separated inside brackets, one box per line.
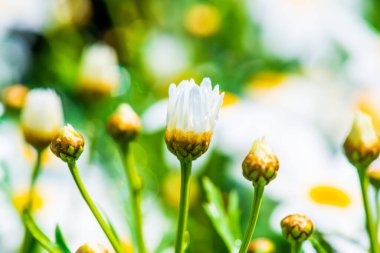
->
[184, 4, 221, 37]
[309, 185, 351, 207]
[248, 72, 286, 89]
[12, 188, 44, 212]
[222, 92, 239, 108]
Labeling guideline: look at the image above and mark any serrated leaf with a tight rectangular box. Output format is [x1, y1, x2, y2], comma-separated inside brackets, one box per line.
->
[55, 225, 70, 253]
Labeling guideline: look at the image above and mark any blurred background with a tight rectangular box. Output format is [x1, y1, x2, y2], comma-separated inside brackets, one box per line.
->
[1, 0, 380, 252]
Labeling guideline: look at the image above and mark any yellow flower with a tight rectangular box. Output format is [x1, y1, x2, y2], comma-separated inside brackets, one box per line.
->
[184, 4, 221, 37]
[12, 188, 44, 212]
[76, 243, 110, 253]
[248, 238, 275, 253]
[1, 84, 29, 111]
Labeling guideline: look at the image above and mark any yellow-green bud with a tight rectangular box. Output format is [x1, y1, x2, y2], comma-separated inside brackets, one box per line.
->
[242, 138, 279, 187]
[75, 243, 110, 253]
[2, 84, 28, 111]
[107, 103, 142, 143]
[281, 214, 314, 244]
[248, 238, 275, 253]
[343, 111, 380, 169]
[50, 124, 85, 163]
[367, 167, 380, 189]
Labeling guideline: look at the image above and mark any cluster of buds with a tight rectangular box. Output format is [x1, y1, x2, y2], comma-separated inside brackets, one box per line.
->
[242, 138, 279, 187]
[343, 111, 380, 169]
[107, 103, 142, 144]
[280, 214, 314, 244]
[21, 89, 64, 151]
[50, 124, 85, 163]
[164, 78, 224, 162]
[76, 243, 110, 253]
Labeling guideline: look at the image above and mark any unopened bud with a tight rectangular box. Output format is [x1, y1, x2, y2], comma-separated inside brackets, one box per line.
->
[107, 103, 141, 143]
[50, 124, 85, 163]
[248, 238, 275, 253]
[76, 243, 110, 253]
[343, 111, 380, 169]
[281, 214, 314, 243]
[242, 138, 279, 187]
[367, 167, 380, 189]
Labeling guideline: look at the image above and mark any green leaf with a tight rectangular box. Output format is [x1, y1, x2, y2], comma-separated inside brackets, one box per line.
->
[23, 211, 62, 253]
[227, 190, 242, 240]
[202, 177, 237, 252]
[55, 226, 71, 253]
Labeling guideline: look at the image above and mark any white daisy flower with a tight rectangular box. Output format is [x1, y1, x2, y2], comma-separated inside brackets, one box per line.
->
[165, 78, 224, 162]
[21, 89, 64, 150]
[78, 43, 120, 97]
[143, 35, 189, 79]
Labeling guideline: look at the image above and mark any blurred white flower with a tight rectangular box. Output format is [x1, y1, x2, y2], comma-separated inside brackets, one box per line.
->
[143, 35, 189, 79]
[270, 156, 365, 245]
[21, 89, 64, 150]
[78, 43, 120, 96]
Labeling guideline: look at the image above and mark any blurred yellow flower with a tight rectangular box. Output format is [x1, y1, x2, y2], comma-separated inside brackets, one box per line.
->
[222, 92, 239, 108]
[309, 185, 351, 208]
[12, 188, 44, 212]
[162, 172, 199, 209]
[247, 71, 286, 90]
[1, 84, 28, 111]
[184, 4, 221, 37]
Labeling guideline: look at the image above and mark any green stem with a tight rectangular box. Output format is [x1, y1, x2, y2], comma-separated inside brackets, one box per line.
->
[238, 185, 265, 253]
[291, 242, 303, 253]
[120, 144, 146, 253]
[375, 190, 380, 232]
[20, 150, 43, 253]
[358, 169, 379, 253]
[309, 237, 328, 253]
[175, 160, 192, 253]
[67, 162, 124, 253]
[22, 211, 61, 253]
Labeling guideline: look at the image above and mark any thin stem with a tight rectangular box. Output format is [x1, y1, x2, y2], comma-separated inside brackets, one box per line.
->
[120, 144, 146, 253]
[358, 169, 379, 253]
[291, 242, 303, 253]
[375, 190, 380, 232]
[238, 185, 265, 253]
[309, 237, 328, 253]
[19, 150, 43, 253]
[175, 160, 192, 253]
[67, 162, 124, 253]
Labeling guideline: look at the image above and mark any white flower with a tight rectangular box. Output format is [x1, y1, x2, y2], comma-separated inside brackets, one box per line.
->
[165, 78, 223, 161]
[270, 156, 365, 242]
[21, 89, 64, 150]
[78, 43, 120, 96]
[143, 35, 189, 79]
[166, 78, 223, 133]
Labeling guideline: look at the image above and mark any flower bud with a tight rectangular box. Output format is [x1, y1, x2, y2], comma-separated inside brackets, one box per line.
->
[107, 103, 141, 143]
[367, 167, 380, 189]
[343, 111, 380, 169]
[21, 89, 64, 151]
[77, 43, 120, 98]
[248, 238, 275, 253]
[76, 243, 110, 253]
[2, 84, 29, 111]
[242, 138, 279, 187]
[50, 124, 85, 163]
[281, 214, 314, 244]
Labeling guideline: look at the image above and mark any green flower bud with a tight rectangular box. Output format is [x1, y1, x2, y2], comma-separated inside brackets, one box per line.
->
[248, 238, 275, 253]
[50, 124, 85, 163]
[367, 167, 380, 189]
[343, 111, 380, 169]
[242, 138, 279, 187]
[281, 214, 314, 244]
[75, 243, 110, 253]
